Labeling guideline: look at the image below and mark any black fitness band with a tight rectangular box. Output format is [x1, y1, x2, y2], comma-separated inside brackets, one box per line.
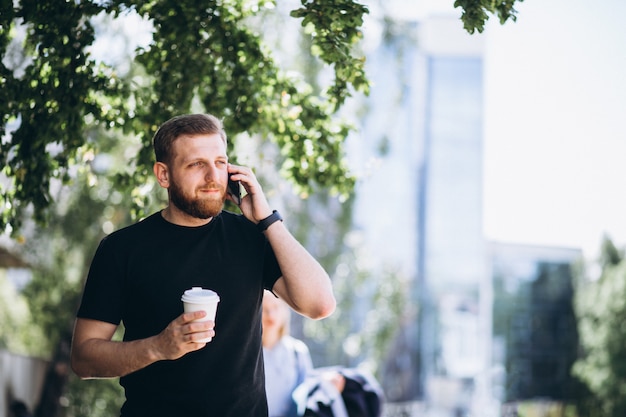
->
[257, 210, 283, 232]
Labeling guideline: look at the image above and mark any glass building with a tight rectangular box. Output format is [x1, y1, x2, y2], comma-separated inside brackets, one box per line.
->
[346, 10, 583, 417]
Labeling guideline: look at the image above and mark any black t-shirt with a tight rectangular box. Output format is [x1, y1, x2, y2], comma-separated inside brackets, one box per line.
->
[76, 211, 282, 417]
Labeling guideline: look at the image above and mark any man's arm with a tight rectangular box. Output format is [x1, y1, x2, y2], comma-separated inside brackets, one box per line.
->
[264, 220, 336, 320]
[70, 311, 214, 379]
[228, 163, 336, 319]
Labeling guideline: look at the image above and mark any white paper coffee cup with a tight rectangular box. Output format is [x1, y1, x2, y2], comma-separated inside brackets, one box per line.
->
[181, 287, 220, 342]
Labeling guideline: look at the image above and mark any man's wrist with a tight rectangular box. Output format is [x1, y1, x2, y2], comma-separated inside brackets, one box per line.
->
[257, 210, 283, 232]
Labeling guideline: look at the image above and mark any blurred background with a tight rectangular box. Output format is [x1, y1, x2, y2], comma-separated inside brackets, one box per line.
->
[2, 0, 625, 416]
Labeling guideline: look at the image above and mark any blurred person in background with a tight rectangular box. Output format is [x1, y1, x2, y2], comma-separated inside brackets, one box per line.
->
[262, 290, 314, 417]
[263, 291, 358, 417]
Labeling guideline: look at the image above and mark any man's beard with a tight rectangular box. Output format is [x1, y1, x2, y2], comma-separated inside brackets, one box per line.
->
[169, 180, 226, 219]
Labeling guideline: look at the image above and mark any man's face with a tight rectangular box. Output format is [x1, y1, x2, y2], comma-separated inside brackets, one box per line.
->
[167, 134, 228, 219]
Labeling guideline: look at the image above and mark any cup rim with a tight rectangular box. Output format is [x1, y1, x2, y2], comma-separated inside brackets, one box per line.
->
[181, 287, 220, 303]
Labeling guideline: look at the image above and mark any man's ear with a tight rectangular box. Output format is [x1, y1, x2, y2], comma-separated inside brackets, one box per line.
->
[153, 162, 169, 188]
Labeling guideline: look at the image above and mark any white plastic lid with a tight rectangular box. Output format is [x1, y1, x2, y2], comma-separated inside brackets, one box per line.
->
[181, 287, 220, 304]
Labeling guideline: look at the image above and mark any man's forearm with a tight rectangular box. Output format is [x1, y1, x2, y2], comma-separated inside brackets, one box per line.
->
[71, 312, 212, 379]
[71, 336, 162, 379]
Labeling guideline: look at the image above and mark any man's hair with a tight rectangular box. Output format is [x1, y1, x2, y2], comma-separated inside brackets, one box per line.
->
[152, 114, 227, 164]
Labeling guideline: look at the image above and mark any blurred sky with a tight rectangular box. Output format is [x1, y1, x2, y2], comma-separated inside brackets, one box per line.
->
[383, 0, 626, 261]
[482, 0, 626, 261]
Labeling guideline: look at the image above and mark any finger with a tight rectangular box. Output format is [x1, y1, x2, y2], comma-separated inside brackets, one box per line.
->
[187, 320, 215, 333]
[180, 310, 207, 323]
[229, 166, 256, 182]
[227, 163, 241, 173]
[188, 329, 215, 343]
[227, 163, 251, 177]
[185, 322, 216, 345]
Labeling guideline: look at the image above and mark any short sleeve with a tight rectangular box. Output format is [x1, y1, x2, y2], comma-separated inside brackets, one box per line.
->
[76, 236, 124, 325]
[262, 240, 282, 291]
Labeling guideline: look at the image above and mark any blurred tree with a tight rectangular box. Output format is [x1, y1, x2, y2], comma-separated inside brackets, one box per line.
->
[17, 126, 135, 417]
[0, 269, 47, 356]
[493, 262, 579, 403]
[573, 237, 626, 417]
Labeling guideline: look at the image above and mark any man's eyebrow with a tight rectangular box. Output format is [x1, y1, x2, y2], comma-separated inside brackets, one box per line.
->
[180, 155, 229, 164]
[181, 156, 206, 164]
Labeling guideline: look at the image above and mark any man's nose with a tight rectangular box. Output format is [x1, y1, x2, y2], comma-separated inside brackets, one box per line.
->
[204, 165, 219, 181]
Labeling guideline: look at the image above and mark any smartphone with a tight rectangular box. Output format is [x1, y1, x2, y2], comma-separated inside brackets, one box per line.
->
[227, 175, 241, 205]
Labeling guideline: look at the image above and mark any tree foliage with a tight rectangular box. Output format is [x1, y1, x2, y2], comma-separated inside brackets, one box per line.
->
[15, 125, 135, 417]
[1, 0, 369, 234]
[454, 0, 523, 33]
[573, 237, 626, 417]
[0, 0, 524, 235]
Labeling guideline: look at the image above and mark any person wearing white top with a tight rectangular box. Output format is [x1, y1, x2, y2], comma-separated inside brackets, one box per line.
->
[262, 291, 313, 417]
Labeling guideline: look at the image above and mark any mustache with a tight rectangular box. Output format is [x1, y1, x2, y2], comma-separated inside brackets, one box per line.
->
[199, 181, 224, 190]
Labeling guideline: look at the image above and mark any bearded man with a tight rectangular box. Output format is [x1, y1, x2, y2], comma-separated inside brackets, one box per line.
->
[70, 113, 336, 417]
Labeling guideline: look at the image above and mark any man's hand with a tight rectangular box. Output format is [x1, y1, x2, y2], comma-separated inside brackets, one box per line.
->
[154, 311, 215, 360]
[227, 164, 272, 223]
[322, 371, 346, 393]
